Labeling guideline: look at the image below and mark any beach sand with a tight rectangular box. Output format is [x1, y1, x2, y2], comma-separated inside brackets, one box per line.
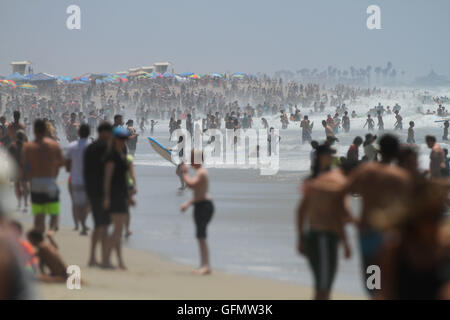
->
[19, 220, 360, 300]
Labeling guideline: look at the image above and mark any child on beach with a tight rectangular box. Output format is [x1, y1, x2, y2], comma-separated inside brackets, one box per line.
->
[180, 150, 214, 275]
[27, 229, 68, 283]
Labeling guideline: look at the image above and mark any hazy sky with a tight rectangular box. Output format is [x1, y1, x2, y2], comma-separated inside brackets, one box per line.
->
[1, 0, 449, 77]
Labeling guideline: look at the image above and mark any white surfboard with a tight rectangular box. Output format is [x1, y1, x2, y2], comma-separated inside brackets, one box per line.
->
[147, 137, 176, 165]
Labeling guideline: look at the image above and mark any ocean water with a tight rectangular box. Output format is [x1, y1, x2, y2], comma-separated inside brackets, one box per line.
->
[55, 87, 450, 297]
[132, 87, 450, 173]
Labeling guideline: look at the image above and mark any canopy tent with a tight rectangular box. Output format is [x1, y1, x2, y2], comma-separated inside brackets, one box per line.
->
[91, 73, 111, 80]
[71, 80, 86, 85]
[127, 70, 148, 77]
[179, 72, 194, 77]
[6, 72, 28, 81]
[57, 76, 72, 82]
[27, 73, 57, 82]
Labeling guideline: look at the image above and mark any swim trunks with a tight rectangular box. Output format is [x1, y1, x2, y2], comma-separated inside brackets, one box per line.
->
[30, 177, 60, 216]
[71, 184, 88, 207]
[193, 200, 214, 239]
[303, 228, 339, 292]
[359, 229, 384, 296]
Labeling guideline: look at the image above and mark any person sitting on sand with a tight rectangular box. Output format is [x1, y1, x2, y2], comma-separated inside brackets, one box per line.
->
[180, 150, 214, 275]
[27, 229, 68, 283]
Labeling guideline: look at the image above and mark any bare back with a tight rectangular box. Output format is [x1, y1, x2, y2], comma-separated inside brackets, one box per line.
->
[23, 137, 64, 179]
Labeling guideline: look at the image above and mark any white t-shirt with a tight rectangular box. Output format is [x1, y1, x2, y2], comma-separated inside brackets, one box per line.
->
[65, 138, 91, 186]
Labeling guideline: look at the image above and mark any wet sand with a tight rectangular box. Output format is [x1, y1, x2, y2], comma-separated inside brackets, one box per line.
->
[18, 220, 361, 300]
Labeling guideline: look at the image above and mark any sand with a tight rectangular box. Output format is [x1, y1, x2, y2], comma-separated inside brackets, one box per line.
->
[18, 220, 361, 300]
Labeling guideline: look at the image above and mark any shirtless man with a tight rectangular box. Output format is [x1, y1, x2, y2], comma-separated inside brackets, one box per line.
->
[180, 150, 214, 275]
[66, 113, 79, 143]
[300, 115, 313, 144]
[322, 120, 338, 142]
[425, 135, 445, 178]
[306, 134, 412, 298]
[342, 111, 350, 133]
[27, 229, 68, 283]
[22, 119, 65, 232]
[7, 111, 26, 146]
[297, 145, 352, 300]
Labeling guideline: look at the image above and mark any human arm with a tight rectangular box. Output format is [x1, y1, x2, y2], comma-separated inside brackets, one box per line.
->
[103, 161, 115, 209]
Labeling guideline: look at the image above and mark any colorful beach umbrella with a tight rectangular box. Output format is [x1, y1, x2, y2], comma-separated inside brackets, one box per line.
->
[231, 72, 246, 79]
[1, 79, 17, 87]
[189, 74, 200, 79]
[19, 83, 38, 90]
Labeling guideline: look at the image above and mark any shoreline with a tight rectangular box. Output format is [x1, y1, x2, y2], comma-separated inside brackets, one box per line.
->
[17, 217, 363, 300]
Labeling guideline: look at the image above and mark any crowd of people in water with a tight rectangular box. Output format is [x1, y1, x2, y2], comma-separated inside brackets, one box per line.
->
[0, 74, 449, 299]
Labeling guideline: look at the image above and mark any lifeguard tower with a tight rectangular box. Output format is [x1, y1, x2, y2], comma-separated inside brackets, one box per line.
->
[11, 61, 32, 75]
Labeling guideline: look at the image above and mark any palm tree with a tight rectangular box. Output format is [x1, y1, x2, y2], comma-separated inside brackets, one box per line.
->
[375, 66, 382, 84]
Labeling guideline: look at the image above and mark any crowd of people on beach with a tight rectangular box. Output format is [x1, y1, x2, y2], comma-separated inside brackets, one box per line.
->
[0, 73, 449, 299]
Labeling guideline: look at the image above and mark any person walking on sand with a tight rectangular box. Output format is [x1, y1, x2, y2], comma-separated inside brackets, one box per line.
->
[65, 124, 91, 235]
[7, 111, 25, 147]
[306, 134, 413, 298]
[180, 150, 215, 275]
[297, 144, 353, 300]
[8, 130, 29, 211]
[102, 126, 131, 270]
[22, 119, 65, 233]
[84, 122, 113, 267]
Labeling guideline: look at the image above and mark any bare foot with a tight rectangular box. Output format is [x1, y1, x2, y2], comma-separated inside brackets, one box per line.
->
[88, 260, 100, 267]
[118, 263, 127, 270]
[193, 267, 211, 276]
[100, 263, 116, 270]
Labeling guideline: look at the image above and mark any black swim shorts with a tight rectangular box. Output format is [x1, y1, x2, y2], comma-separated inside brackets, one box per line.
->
[193, 200, 214, 239]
